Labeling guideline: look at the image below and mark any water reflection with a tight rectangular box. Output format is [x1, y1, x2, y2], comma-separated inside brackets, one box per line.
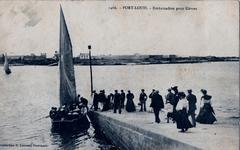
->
[50, 125, 117, 150]
[51, 126, 92, 149]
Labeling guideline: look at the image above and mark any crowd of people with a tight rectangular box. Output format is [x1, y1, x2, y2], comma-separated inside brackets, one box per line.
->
[49, 94, 89, 120]
[90, 90, 136, 113]
[90, 86, 217, 132]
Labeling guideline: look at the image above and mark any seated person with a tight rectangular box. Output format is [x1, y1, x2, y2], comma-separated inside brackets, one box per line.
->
[49, 107, 59, 119]
[79, 97, 89, 112]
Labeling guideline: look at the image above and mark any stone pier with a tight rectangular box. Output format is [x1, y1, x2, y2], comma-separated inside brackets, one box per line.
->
[89, 110, 239, 150]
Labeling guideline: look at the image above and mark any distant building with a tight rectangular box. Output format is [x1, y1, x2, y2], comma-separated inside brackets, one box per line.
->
[23, 53, 47, 61]
[79, 53, 89, 59]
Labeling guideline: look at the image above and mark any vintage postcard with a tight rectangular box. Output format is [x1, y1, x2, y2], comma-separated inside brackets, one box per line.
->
[0, 0, 239, 150]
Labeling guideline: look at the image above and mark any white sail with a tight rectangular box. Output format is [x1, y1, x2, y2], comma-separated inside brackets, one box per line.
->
[59, 6, 77, 106]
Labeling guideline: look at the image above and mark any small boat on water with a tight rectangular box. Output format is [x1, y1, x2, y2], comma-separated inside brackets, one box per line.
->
[3, 53, 11, 75]
[49, 6, 90, 131]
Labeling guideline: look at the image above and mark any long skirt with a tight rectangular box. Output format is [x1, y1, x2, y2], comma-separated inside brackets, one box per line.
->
[172, 109, 193, 130]
[126, 99, 136, 112]
[196, 104, 217, 124]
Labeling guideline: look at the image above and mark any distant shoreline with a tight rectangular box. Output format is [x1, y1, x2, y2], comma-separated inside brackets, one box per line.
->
[0, 59, 238, 66]
[1, 54, 239, 66]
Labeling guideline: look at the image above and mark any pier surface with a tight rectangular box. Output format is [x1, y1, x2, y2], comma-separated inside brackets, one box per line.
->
[90, 110, 239, 150]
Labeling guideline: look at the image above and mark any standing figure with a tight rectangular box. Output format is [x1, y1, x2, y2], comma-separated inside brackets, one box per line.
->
[149, 89, 155, 108]
[126, 90, 136, 112]
[98, 90, 105, 109]
[99, 90, 107, 111]
[171, 86, 180, 112]
[113, 90, 121, 114]
[139, 89, 147, 112]
[150, 90, 164, 123]
[186, 89, 197, 127]
[196, 89, 217, 124]
[120, 90, 126, 108]
[174, 92, 193, 132]
[166, 88, 174, 105]
[91, 90, 99, 111]
[165, 88, 175, 123]
[101, 91, 110, 111]
[107, 93, 114, 109]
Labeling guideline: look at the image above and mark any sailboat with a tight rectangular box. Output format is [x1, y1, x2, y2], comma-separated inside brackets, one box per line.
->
[49, 6, 90, 131]
[4, 53, 11, 75]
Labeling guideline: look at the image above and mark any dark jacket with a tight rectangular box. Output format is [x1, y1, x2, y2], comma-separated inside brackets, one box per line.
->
[98, 92, 107, 103]
[120, 92, 126, 101]
[187, 94, 197, 107]
[173, 93, 180, 107]
[139, 92, 147, 102]
[151, 93, 164, 109]
[149, 92, 154, 99]
[114, 93, 121, 105]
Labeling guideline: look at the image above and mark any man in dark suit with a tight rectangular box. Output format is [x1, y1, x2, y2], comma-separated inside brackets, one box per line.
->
[151, 90, 164, 123]
[186, 89, 197, 127]
[120, 90, 126, 108]
[149, 89, 155, 108]
[139, 89, 147, 111]
[113, 90, 121, 114]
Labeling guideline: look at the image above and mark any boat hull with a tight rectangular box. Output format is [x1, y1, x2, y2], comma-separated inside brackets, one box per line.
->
[51, 115, 90, 131]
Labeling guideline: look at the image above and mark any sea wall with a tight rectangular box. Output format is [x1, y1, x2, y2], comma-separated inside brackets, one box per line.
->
[89, 112, 200, 150]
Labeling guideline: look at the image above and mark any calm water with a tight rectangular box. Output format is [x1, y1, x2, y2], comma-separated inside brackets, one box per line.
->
[0, 62, 239, 149]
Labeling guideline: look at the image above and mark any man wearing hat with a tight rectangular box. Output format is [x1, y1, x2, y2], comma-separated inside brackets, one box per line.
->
[139, 89, 147, 112]
[150, 90, 164, 123]
[186, 89, 197, 127]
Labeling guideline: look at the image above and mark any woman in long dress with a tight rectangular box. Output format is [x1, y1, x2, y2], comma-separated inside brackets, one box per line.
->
[126, 90, 136, 112]
[173, 92, 193, 132]
[196, 89, 217, 124]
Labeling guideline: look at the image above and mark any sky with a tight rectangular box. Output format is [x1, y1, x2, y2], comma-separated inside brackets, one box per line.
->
[0, 0, 239, 57]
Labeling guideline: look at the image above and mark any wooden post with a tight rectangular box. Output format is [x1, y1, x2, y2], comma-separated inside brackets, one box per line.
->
[88, 45, 93, 96]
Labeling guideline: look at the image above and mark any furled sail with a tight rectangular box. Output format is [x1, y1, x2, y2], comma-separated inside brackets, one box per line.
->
[59, 6, 77, 106]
